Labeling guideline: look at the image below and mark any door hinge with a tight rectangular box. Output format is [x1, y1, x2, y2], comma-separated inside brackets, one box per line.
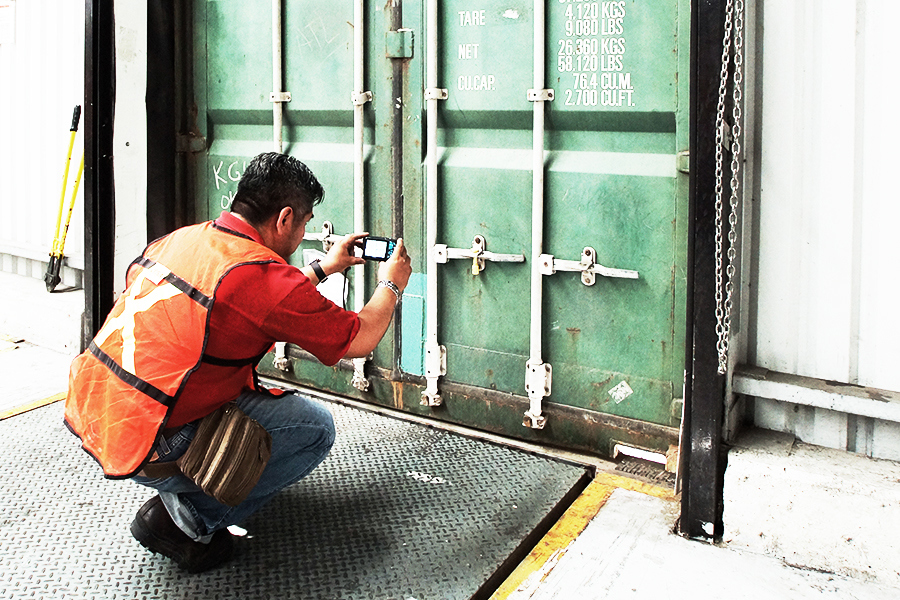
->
[677, 150, 690, 174]
[176, 134, 207, 154]
[386, 29, 414, 59]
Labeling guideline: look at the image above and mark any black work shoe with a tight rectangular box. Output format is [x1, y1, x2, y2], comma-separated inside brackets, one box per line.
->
[130, 495, 234, 573]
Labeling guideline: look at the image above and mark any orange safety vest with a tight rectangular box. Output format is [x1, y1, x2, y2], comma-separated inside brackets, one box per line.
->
[65, 221, 285, 479]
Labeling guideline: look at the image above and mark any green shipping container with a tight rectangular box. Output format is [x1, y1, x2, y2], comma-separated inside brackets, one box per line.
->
[191, 0, 690, 460]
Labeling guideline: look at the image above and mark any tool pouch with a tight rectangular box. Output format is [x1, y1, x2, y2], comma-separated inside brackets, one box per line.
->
[177, 402, 272, 507]
[141, 402, 272, 507]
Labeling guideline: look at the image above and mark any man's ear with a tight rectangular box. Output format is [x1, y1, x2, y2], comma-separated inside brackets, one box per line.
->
[275, 206, 294, 231]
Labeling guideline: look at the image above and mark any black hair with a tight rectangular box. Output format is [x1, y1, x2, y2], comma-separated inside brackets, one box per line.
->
[231, 152, 325, 226]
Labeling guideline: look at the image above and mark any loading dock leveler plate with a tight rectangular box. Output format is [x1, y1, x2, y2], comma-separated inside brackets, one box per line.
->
[0, 400, 588, 599]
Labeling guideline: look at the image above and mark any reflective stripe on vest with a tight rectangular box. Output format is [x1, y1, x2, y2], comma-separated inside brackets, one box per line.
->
[64, 221, 284, 478]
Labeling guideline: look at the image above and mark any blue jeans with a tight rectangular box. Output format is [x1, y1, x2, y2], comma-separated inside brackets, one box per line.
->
[132, 390, 335, 542]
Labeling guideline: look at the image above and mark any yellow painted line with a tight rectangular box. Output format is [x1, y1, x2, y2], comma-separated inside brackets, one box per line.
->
[0, 392, 66, 421]
[489, 472, 676, 600]
[590, 471, 678, 501]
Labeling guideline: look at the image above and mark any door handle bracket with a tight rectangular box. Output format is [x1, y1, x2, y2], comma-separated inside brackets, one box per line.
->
[539, 247, 639, 285]
[434, 235, 525, 275]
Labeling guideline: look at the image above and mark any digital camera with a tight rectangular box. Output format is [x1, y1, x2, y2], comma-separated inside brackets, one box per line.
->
[360, 236, 396, 261]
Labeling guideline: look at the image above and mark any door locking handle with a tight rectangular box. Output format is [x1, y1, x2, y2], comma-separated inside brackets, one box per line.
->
[303, 221, 342, 252]
[434, 235, 525, 275]
[539, 247, 639, 285]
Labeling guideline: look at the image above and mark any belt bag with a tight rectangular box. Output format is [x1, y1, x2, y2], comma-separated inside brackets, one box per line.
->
[142, 402, 272, 507]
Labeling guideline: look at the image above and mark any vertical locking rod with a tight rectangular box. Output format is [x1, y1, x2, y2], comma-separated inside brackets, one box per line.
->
[351, 0, 370, 390]
[422, 0, 446, 406]
[525, 0, 550, 429]
[272, 0, 290, 370]
[389, 0, 405, 382]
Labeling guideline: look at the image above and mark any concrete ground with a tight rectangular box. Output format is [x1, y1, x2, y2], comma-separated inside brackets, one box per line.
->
[722, 429, 900, 589]
[1, 270, 898, 599]
[0, 272, 80, 417]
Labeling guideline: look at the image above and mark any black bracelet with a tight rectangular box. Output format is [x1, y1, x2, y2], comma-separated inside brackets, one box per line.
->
[309, 259, 327, 283]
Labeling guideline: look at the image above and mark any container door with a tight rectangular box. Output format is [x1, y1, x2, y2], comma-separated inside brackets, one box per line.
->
[410, 0, 690, 458]
[190, 0, 689, 460]
[192, 0, 423, 381]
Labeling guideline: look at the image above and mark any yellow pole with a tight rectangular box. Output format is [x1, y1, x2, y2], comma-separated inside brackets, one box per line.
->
[45, 105, 81, 292]
[58, 152, 85, 258]
[50, 104, 81, 256]
[51, 127, 78, 257]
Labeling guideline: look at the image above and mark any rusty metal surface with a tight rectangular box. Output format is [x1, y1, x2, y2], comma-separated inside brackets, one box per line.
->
[264, 350, 681, 458]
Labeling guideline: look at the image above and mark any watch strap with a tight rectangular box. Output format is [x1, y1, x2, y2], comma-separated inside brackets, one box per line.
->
[377, 279, 401, 302]
[309, 259, 327, 283]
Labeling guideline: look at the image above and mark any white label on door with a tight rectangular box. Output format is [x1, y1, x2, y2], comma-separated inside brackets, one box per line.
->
[609, 380, 634, 404]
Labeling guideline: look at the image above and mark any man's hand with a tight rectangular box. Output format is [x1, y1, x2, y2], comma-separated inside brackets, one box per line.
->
[320, 233, 367, 276]
[378, 238, 411, 291]
[344, 237, 414, 359]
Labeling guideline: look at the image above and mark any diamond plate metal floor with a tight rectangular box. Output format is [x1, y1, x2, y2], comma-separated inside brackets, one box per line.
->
[1, 400, 588, 599]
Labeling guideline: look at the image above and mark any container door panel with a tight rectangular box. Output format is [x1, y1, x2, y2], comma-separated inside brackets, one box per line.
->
[428, 0, 689, 454]
[194, 0, 425, 393]
[436, 0, 533, 399]
[189, 0, 689, 458]
[547, 0, 688, 436]
[438, 161, 532, 394]
[199, 0, 358, 230]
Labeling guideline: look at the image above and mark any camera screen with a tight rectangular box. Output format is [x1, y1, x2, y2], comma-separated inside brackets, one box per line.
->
[362, 237, 394, 261]
[365, 239, 389, 258]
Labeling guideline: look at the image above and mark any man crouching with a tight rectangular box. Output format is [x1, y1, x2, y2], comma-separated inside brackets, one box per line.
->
[65, 152, 411, 572]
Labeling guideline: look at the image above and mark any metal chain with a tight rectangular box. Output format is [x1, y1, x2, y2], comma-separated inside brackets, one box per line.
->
[722, 0, 745, 374]
[713, 0, 734, 372]
[714, 0, 744, 375]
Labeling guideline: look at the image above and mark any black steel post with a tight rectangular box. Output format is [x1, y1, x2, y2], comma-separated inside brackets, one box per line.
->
[147, 1, 177, 241]
[82, 0, 116, 348]
[681, 0, 729, 539]
[173, 0, 198, 230]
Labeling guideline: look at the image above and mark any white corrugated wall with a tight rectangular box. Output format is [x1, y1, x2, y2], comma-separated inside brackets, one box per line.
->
[739, 0, 900, 459]
[0, 0, 84, 285]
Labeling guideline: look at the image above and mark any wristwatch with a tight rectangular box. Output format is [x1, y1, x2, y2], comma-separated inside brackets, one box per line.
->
[309, 259, 327, 283]
[377, 279, 401, 302]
